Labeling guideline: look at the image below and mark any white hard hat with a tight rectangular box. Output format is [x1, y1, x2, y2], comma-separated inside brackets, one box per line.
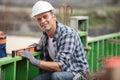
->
[32, 1, 54, 17]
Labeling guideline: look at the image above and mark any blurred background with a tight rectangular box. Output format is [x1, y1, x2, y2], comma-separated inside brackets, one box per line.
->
[0, 0, 120, 53]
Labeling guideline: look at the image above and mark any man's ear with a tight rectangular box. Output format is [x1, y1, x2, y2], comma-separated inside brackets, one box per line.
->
[52, 14, 56, 18]
[52, 14, 56, 20]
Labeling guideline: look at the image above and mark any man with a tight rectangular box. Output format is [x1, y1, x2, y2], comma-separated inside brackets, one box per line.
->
[0, 31, 4, 37]
[0, 31, 7, 58]
[19, 1, 89, 80]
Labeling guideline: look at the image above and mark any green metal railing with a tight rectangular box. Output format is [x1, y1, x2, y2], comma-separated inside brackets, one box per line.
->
[87, 32, 120, 72]
[0, 52, 42, 80]
[0, 32, 120, 80]
[0, 15, 120, 79]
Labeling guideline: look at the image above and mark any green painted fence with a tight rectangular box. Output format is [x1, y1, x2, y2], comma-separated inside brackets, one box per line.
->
[0, 32, 120, 80]
[0, 15, 120, 79]
[87, 32, 120, 73]
[0, 52, 42, 80]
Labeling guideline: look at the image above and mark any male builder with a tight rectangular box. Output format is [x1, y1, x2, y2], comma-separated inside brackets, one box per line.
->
[19, 1, 89, 80]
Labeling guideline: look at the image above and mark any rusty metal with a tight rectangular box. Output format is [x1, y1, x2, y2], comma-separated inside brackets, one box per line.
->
[59, 4, 72, 25]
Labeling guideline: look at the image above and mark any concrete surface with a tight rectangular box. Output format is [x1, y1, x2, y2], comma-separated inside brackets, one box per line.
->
[6, 35, 40, 54]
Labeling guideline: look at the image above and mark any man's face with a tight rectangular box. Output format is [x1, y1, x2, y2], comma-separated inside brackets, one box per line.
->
[35, 11, 56, 33]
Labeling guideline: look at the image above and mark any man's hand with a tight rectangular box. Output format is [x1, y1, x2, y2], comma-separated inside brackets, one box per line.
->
[18, 50, 40, 67]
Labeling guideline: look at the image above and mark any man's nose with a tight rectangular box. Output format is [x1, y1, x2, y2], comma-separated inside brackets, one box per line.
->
[41, 18, 46, 23]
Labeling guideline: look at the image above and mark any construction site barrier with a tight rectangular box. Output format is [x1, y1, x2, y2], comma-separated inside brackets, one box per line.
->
[87, 32, 120, 72]
[0, 32, 120, 80]
[0, 52, 42, 80]
[0, 16, 120, 80]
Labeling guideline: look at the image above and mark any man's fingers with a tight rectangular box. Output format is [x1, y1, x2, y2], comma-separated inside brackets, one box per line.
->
[17, 50, 24, 56]
[17, 51, 27, 58]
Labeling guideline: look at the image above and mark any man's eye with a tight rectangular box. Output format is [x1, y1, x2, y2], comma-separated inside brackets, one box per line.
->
[37, 18, 41, 22]
[43, 15, 48, 19]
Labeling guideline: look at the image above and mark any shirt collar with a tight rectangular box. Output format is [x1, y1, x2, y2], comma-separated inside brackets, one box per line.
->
[53, 21, 61, 41]
[42, 21, 61, 42]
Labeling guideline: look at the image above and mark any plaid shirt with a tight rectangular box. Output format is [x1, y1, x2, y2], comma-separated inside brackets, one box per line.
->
[40, 22, 89, 79]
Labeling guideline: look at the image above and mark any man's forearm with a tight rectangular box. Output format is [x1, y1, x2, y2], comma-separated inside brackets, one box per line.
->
[39, 61, 61, 72]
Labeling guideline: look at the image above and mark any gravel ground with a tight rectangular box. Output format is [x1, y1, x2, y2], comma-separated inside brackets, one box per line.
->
[6, 35, 40, 54]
